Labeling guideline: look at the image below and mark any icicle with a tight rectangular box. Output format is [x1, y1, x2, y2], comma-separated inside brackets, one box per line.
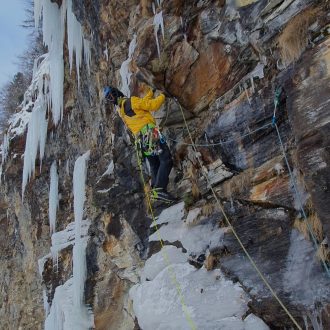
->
[35, 0, 91, 123]
[49, 161, 59, 235]
[153, 11, 165, 58]
[72, 151, 90, 306]
[120, 34, 137, 97]
[67, 0, 83, 85]
[22, 104, 48, 198]
[250, 77, 255, 93]
[1, 133, 9, 164]
[103, 45, 109, 61]
[243, 84, 251, 105]
[38, 0, 65, 124]
[43, 289, 50, 315]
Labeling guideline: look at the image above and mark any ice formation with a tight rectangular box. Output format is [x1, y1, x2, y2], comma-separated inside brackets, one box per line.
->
[120, 34, 137, 97]
[45, 278, 93, 330]
[1, 133, 9, 164]
[35, 0, 65, 125]
[44, 151, 93, 329]
[22, 101, 49, 198]
[66, 0, 91, 85]
[3, 53, 50, 196]
[49, 161, 59, 234]
[153, 11, 165, 58]
[72, 151, 90, 310]
[35, 0, 91, 122]
[50, 220, 91, 264]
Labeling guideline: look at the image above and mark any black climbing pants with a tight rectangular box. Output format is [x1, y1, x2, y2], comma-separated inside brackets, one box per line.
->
[145, 142, 173, 192]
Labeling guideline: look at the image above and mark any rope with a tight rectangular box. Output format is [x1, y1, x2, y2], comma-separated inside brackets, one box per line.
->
[134, 143, 197, 330]
[174, 97, 302, 330]
[274, 122, 330, 277]
[167, 122, 272, 147]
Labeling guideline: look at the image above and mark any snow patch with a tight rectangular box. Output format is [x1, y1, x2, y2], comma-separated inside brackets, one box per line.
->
[154, 201, 185, 226]
[283, 229, 330, 306]
[141, 245, 187, 281]
[150, 202, 224, 256]
[131, 254, 268, 330]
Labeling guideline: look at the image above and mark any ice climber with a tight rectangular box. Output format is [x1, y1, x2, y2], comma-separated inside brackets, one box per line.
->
[103, 86, 175, 203]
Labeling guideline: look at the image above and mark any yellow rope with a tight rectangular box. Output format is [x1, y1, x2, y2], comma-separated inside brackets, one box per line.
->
[175, 99, 302, 330]
[134, 144, 197, 330]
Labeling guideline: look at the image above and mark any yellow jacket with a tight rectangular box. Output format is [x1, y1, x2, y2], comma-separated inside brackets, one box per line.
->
[119, 89, 165, 135]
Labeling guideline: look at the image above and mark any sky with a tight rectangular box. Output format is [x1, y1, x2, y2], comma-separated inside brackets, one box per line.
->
[0, 0, 30, 88]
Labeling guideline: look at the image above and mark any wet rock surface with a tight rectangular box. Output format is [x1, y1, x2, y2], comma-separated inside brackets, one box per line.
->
[0, 0, 330, 329]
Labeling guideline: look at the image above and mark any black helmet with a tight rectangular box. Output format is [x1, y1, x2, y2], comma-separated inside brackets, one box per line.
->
[103, 86, 125, 105]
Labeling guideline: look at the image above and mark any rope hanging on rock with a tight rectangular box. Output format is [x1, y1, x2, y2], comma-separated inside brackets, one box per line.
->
[174, 96, 303, 330]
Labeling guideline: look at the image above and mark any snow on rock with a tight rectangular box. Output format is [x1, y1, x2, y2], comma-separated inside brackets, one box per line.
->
[7, 54, 49, 140]
[150, 202, 224, 256]
[244, 314, 269, 330]
[101, 160, 114, 178]
[185, 207, 202, 225]
[141, 245, 187, 281]
[49, 161, 59, 234]
[130, 248, 269, 330]
[283, 229, 330, 306]
[120, 34, 137, 97]
[155, 201, 185, 225]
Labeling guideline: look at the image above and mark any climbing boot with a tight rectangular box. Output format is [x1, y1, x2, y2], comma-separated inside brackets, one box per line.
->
[149, 188, 176, 204]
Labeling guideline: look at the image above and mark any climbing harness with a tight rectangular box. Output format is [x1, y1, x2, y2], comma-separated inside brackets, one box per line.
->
[137, 123, 166, 156]
[174, 96, 303, 330]
[134, 143, 197, 330]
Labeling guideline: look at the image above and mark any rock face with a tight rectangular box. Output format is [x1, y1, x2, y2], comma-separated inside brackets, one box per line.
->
[0, 0, 330, 329]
